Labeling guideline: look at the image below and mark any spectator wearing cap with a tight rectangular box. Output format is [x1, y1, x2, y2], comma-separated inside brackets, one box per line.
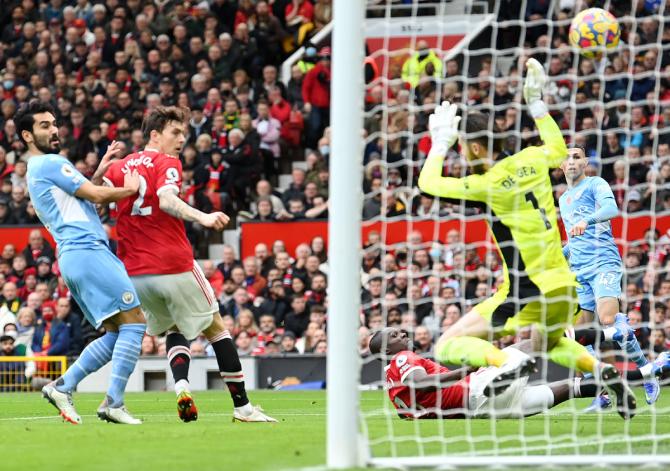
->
[22, 230, 55, 267]
[35, 256, 57, 293]
[627, 189, 643, 213]
[0, 332, 27, 390]
[188, 104, 210, 143]
[302, 47, 331, 148]
[73, 17, 95, 46]
[297, 45, 318, 75]
[281, 331, 299, 353]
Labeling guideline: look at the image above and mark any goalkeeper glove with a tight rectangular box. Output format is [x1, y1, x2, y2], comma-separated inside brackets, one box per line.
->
[523, 58, 549, 119]
[428, 101, 461, 155]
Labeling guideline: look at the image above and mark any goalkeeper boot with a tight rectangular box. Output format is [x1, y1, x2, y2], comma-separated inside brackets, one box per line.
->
[583, 392, 611, 413]
[600, 364, 636, 420]
[233, 404, 278, 423]
[42, 381, 82, 425]
[643, 377, 660, 405]
[484, 349, 537, 397]
[177, 390, 199, 423]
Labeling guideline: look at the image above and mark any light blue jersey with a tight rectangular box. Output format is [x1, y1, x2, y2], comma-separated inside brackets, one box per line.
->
[559, 176, 622, 311]
[559, 176, 621, 274]
[27, 153, 140, 327]
[27, 154, 108, 253]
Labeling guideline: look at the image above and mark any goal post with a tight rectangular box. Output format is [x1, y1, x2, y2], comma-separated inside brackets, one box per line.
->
[326, 0, 366, 468]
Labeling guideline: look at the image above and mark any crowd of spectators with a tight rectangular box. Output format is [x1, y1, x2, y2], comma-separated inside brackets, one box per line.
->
[1, 1, 670, 365]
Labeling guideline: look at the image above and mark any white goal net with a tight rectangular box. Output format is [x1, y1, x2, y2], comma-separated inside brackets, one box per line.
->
[343, 0, 670, 467]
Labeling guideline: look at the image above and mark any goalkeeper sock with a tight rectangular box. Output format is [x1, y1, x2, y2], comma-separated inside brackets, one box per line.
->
[210, 329, 250, 408]
[56, 332, 118, 393]
[435, 336, 508, 368]
[614, 313, 651, 375]
[548, 337, 597, 375]
[107, 323, 145, 408]
[166, 332, 191, 394]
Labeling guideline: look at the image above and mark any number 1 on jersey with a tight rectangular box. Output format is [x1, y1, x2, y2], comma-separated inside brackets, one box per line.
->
[131, 176, 152, 216]
[525, 191, 551, 230]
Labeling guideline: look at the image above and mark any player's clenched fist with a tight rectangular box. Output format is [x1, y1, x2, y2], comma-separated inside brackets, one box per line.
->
[201, 211, 230, 231]
[569, 220, 588, 237]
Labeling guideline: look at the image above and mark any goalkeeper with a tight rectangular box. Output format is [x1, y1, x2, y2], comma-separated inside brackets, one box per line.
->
[417, 59, 635, 419]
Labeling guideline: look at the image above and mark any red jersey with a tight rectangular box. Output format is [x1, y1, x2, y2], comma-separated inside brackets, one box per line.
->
[386, 351, 469, 419]
[105, 149, 193, 276]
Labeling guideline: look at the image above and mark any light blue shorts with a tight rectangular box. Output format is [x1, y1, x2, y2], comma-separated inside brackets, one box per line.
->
[59, 247, 141, 328]
[575, 265, 622, 313]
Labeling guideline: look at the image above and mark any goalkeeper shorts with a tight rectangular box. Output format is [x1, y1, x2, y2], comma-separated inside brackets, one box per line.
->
[473, 285, 580, 341]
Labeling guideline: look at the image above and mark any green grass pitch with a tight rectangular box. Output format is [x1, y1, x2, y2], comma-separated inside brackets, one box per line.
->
[1, 387, 669, 470]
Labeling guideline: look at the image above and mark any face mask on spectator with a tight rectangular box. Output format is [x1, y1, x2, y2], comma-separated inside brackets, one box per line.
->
[3, 80, 13, 90]
[319, 145, 330, 156]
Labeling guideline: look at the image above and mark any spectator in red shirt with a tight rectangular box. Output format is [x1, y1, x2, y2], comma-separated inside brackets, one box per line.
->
[22, 230, 55, 267]
[243, 256, 267, 297]
[302, 47, 331, 147]
[284, 0, 314, 50]
[202, 260, 224, 299]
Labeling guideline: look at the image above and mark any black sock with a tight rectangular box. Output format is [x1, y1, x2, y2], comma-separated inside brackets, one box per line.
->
[575, 377, 600, 398]
[166, 332, 191, 384]
[210, 330, 249, 408]
[574, 328, 605, 347]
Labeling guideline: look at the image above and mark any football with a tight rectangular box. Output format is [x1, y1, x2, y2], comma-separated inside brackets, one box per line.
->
[569, 7, 621, 59]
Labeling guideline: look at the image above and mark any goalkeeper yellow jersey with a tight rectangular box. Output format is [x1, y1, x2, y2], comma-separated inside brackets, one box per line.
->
[418, 114, 577, 299]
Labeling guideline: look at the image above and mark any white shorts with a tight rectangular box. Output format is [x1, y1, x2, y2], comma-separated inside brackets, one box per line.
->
[131, 262, 218, 340]
[467, 347, 530, 419]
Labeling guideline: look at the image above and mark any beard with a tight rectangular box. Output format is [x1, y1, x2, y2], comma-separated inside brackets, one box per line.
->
[34, 134, 60, 154]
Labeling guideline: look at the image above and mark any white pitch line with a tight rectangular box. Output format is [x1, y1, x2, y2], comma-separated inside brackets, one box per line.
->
[0, 412, 327, 422]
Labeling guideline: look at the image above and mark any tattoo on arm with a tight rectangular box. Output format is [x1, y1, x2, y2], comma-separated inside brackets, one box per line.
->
[158, 190, 206, 223]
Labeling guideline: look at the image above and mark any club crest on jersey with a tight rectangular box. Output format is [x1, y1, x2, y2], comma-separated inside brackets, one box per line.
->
[122, 292, 135, 304]
[566, 196, 572, 205]
[395, 355, 408, 367]
[61, 164, 74, 178]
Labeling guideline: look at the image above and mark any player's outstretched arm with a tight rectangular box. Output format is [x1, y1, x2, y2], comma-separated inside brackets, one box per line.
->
[523, 58, 568, 168]
[158, 189, 230, 231]
[417, 101, 472, 199]
[403, 365, 473, 392]
[75, 169, 140, 204]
